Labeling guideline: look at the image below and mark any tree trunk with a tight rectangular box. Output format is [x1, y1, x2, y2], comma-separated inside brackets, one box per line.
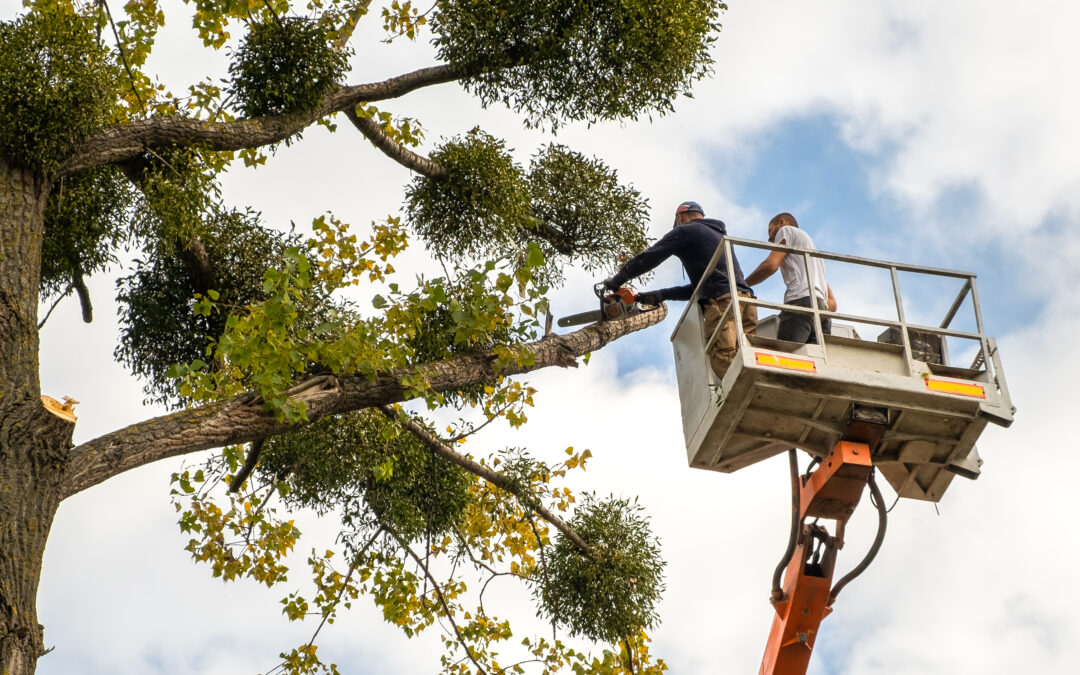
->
[1, 161, 70, 675]
[0, 404, 70, 675]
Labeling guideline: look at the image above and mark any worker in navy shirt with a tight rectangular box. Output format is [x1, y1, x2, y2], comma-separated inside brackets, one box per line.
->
[604, 201, 757, 378]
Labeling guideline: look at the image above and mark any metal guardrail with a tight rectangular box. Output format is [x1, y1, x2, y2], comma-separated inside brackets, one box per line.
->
[672, 236, 995, 381]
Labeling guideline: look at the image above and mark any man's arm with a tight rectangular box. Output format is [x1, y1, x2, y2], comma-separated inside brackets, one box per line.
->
[745, 249, 787, 286]
[605, 229, 683, 288]
[826, 285, 837, 312]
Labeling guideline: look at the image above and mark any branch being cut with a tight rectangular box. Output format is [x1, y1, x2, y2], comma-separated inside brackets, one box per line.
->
[61, 306, 666, 499]
[378, 405, 593, 555]
[344, 107, 447, 178]
[58, 64, 462, 177]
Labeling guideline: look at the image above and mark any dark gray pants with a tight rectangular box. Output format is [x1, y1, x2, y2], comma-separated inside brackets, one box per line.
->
[778, 296, 831, 344]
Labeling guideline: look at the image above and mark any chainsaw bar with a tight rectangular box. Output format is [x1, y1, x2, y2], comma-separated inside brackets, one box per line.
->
[557, 310, 604, 327]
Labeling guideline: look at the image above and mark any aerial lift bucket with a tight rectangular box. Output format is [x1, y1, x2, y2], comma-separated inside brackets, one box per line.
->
[666, 238, 1014, 675]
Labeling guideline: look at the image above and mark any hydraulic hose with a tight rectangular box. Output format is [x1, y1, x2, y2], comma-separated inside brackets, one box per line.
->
[827, 471, 888, 607]
[770, 449, 802, 601]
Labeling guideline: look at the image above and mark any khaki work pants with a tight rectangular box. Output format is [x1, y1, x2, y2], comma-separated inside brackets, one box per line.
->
[701, 291, 758, 379]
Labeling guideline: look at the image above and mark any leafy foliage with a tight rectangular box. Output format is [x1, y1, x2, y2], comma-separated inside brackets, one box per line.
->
[228, 17, 351, 119]
[257, 410, 476, 543]
[0, 2, 118, 171]
[115, 210, 296, 406]
[41, 165, 135, 296]
[537, 495, 666, 643]
[433, 0, 724, 128]
[172, 446, 300, 587]
[405, 129, 532, 260]
[130, 145, 223, 245]
[526, 144, 649, 277]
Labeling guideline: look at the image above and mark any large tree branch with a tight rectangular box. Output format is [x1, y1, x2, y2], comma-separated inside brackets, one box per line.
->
[58, 64, 462, 177]
[61, 307, 666, 499]
[344, 107, 447, 179]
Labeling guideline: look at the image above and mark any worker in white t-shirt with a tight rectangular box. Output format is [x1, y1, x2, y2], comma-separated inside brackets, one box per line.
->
[745, 212, 837, 343]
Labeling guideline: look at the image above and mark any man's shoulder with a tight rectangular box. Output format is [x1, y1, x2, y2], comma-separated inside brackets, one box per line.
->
[687, 218, 727, 237]
[779, 226, 815, 248]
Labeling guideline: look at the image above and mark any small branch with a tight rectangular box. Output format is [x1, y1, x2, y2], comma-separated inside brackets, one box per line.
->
[344, 107, 447, 178]
[333, 0, 374, 52]
[303, 527, 383, 650]
[259, 0, 286, 30]
[622, 635, 636, 674]
[229, 438, 265, 493]
[100, 0, 145, 113]
[38, 283, 74, 329]
[388, 527, 488, 675]
[447, 401, 514, 442]
[379, 405, 593, 556]
[72, 270, 93, 323]
[527, 517, 557, 641]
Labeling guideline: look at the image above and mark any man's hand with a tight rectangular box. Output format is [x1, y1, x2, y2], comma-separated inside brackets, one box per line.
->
[602, 276, 621, 291]
[635, 290, 663, 306]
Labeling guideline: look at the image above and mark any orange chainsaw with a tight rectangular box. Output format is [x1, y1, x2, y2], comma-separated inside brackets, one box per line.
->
[557, 283, 645, 327]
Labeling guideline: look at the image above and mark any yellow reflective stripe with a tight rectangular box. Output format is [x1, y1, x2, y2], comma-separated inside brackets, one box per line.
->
[755, 352, 817, 373]
[924, 378, 986, 399]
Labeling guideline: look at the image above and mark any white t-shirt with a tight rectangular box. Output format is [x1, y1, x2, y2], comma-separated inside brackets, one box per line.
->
[774, 225, 828, 303]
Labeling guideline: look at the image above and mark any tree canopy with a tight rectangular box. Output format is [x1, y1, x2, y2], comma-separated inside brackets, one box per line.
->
[0, 1, 727, 673]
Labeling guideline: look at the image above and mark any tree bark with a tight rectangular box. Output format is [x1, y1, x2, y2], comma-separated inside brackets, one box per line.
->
[0, 162, 49, 399]
[0, 162, 73, 675]
[0, 402, 72, 675]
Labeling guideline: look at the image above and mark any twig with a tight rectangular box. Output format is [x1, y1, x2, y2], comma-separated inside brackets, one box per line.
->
[527, 517, 557, 641]
[333, 0, 373, 52]
[302, 527, 384, 651]
[100, 0, 145, 113]
[38, 283, 74, 329]
[260, 0, 286, 30]
[448, 401, 515, 442]
[387, 527, 488, 675]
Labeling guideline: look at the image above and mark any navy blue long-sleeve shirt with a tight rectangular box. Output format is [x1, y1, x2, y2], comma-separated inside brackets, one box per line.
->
[610, 218, 753, 302]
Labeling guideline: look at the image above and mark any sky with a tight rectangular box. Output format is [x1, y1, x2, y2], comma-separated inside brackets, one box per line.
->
[9, 1, 1080, 673]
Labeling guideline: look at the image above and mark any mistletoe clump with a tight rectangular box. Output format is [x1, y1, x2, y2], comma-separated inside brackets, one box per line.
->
[41, 165, 135, 297]
[536, 495, 666, 643]
[526, 143, 649, 277]
[433, 0, 723, 128]
[115, 210, 296, 406]
[0, 4, 118, 171]
[258, 410, 476, 543]
[405, 129, 531, 259]
[228, 17, 351, 119]
[406, 135, 650, 285]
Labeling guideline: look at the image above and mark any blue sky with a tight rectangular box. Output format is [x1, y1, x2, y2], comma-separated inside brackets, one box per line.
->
[16, 1, 1080, 674]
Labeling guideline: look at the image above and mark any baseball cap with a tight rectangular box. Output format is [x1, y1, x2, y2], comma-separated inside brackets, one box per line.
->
[676, 201, 704, 216]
